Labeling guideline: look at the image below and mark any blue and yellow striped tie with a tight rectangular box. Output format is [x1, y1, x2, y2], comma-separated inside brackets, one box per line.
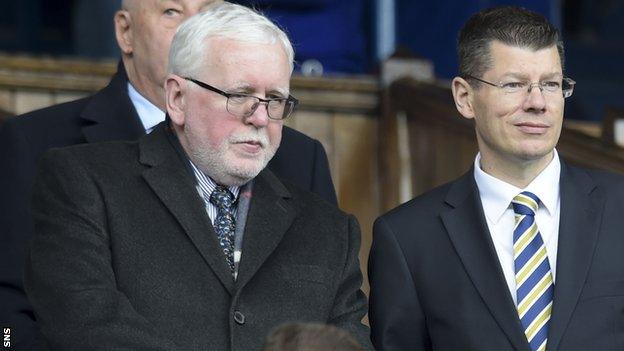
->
[512, 191, 554, 351]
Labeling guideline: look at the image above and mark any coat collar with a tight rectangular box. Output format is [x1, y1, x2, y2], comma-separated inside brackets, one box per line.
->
[138, 124, 296, 295]
[234, 169, 295, 289]
[546, 160, 602, 351]
[80, 61, 145, 143]
[440, 170, 532, 351]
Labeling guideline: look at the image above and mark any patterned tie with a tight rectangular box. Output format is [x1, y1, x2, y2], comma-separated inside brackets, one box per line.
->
[209, 186, 236, 274]
[512, 191, 554, 351]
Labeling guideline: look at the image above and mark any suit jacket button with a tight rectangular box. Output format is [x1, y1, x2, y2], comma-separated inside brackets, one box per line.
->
[234, 310, 245, 325]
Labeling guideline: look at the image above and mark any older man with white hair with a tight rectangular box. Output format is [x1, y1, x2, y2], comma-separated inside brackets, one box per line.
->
[1, 0, 338, 349]
[24, 3, 371, 351]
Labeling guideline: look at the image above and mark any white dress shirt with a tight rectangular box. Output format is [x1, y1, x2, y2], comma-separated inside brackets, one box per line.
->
[473, 150, 561, 305]
[127, 83, 166, 134]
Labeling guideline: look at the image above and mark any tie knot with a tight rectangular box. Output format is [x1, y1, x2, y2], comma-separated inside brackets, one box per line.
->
[210, 186, 235, 209]
[512, 191, 539, 216]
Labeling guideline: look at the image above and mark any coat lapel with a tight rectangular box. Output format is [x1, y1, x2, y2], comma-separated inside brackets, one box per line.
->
[235, 170, 297, 289]
[546, 162, 603, 351]
[81, 62, 145, 143]
[139, 125, 236, 294]
[440, 171, 531, 351]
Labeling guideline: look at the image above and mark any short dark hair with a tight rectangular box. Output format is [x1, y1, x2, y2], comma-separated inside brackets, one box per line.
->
[262, 323, 364, 351]
[458, 6, 564, 80]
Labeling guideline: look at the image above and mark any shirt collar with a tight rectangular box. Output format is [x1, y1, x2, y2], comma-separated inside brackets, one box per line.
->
[473, 149, 561, 223]
[188, 160, 240, 201]
[127, 82, 166, 134]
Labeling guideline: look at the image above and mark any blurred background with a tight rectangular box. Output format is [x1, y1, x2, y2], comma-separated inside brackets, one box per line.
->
[0, 0, 621, 121]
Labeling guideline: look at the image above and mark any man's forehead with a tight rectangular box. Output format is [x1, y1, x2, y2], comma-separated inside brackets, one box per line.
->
[488, 40, 559, 56]
[206, 37, 289, 63]
[486, 41, 562, 73]
[200, 41, 292, 95]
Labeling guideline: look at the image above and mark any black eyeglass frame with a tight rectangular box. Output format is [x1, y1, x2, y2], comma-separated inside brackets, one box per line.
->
[464, 74, 576, 99]
[184, 77, 299, 120]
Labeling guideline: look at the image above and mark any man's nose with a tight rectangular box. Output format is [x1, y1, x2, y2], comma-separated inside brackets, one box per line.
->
[244, 101, 270, 127]
[522, 83, 547, 112]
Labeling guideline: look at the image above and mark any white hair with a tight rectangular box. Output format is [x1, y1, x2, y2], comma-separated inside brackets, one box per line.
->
[168, 2, 294, 77]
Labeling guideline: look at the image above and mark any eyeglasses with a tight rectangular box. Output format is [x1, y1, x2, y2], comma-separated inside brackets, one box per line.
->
[465, 74, 576, 99]
[184, 77, 298, 120]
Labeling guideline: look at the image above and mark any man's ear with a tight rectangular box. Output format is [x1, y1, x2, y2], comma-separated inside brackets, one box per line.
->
[451, 76, 476, 120]
[165, 75, 186, 127]
[114, 10, 133, 55]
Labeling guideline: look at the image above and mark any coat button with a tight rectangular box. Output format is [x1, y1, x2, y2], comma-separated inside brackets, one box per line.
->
[233, 311, 245, 325]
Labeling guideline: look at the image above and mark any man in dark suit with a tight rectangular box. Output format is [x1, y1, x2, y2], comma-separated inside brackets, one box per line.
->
[369, 6, 624, 351]
[0, 1, 336, 349]
[24, 3, 370, 350]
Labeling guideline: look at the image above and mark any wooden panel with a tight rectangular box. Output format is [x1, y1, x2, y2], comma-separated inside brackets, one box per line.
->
[14, 91, 54, 115]
[288, 110, 336, 181]
[389, 78, 476, 200]
[294, 89, 377, 115]
[333, 113, 378, 295]
[557, 127, 624, 173]
[378, 90, 401, 212]
[288, 110, 335, 149]
[0, 90, 14, 118]
[53, 91, 89, 105]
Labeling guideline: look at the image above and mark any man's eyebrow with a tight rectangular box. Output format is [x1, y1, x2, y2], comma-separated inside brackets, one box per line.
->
[226, 84, 253, 93]
[267, 89, 289, 98]
[499, 72, 530, 80]
[227, 84, 289, 97]
[499, 72, 563, 81]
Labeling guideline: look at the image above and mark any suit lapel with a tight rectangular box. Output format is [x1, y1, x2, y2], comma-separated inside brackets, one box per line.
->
[140, 125, 236, 294]
[547, 162, 602, 351]
[81, 63, 145, 143]
[441, 171, 531, 351]
[235, 170, 296, 289]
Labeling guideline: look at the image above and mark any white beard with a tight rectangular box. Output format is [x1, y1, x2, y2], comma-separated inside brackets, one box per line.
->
[185, 126, 278, 186]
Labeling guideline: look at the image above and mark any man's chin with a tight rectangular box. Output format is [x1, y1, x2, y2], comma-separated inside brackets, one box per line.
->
[513, 147, 555, 164]
[219, 174, 254, 187]
[200, 149, 276, 186]
[218, 162, 266, 186]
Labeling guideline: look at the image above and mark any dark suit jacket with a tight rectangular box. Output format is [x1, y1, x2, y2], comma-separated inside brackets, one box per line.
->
[23, 124, 370, 351]
[368, 161, 624, 351]
[0, 64, 337, 350]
